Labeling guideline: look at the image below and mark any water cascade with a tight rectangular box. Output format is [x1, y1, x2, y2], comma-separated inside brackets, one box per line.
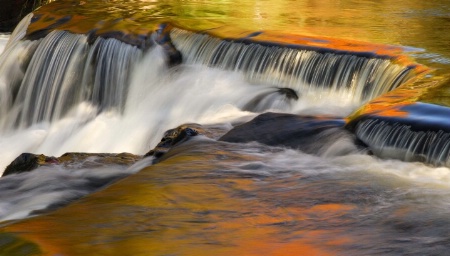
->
[0, 28, 142, 130]
[0, 22, 418, 133]
[1, 1, 450, 255]
[170, 28, 414, 103]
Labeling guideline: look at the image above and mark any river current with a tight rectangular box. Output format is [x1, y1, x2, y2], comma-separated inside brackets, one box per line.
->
[0, 1, 450, 255]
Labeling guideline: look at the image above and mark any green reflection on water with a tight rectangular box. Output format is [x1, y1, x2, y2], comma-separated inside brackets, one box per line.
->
[2, 0, 450, 254]
[39, 1, 450, 47]
[33, 0, 450, 61]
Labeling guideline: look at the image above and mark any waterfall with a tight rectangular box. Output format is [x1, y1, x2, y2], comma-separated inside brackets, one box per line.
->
[0, 26, 414, 134]
[356, 119, 450, 166]
[0, 24, 428, 172]
[0, 30, 142, 131]
[0, 25, 410, 131]
[352, 101, 450, 167]
[170, 28, 413, 102]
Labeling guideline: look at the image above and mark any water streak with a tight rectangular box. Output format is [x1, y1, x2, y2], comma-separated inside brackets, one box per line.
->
[0, 156, 151, 222]
[356, 119, 450, 166]
[0, 30, 141, 131]
[170, 28, 413, 103]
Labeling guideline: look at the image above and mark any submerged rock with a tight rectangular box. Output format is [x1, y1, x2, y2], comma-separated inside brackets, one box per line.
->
[3, 153, 57, 177]
[145, 123, 232, 162]
[242, 87, 299, 112]
[154, 23, 183, 66]
[2, 152, 141, 177]
[219, 112, 363, 156]
[145, 124, 202, 159]
[57, 152, 141, 167]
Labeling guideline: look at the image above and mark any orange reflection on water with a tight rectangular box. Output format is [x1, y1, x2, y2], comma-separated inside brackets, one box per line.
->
[26, 0, 431, 73]
[1, 147, 357, 256]
[346, 74, 446, 122]
[199, 25, 416, 63]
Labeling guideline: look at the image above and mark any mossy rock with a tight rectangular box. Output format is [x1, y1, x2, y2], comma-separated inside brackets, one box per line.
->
[2, 152, 141, 177]
[2, 153, 57, 177]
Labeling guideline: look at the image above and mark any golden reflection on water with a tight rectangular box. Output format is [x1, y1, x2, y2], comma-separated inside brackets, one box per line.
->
[29, 0, 450, 57]
[3, 0, 450, 255]
[1, 142, 357, 255]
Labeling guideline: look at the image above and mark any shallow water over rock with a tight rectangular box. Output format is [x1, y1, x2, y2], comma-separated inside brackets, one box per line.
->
[1, 0, 450, 255]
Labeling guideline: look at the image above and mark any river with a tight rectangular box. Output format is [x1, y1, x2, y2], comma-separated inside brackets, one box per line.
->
[0, 0, 449, 255]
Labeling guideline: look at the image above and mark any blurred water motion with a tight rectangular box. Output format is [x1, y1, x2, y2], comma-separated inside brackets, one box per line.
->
[0, 0, 450, 255]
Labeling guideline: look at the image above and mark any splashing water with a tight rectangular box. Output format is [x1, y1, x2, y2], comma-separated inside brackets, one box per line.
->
[1, 2, 450, 255]
[0, 34, 8, 54]
[1, 28, 389, 173]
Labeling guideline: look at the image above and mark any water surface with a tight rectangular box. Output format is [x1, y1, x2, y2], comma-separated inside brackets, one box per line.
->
[0, 0, 450, 255]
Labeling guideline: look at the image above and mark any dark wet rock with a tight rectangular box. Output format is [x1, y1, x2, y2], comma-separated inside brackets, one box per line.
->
[3, 153, 57, 177]
[242, 87, 299, 112]
[159, 41, 182, 67]
[145, 123, 232, 162]
[145, 124, 202, 158]
[2, 152, 141, 177]
[219, 112, 361, 155]
[153, 23, 183, 66]
[58, 152, 141, 167]
[278, 88, 299, 100]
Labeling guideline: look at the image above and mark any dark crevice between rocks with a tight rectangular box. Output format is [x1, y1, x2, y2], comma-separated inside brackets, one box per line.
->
[0, 0, 51, 32]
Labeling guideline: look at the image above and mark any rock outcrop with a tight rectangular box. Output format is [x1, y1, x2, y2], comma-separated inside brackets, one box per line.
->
[219, 112, 362, 156]
[2, 152, 141, 177]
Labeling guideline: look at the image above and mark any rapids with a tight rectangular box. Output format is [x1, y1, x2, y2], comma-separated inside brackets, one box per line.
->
[0, 34, 7, 54]
[0, 0, 450, 255]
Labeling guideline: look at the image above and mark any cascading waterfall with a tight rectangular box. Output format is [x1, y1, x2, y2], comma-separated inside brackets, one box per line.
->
[0, 24, 415, 135]
[170, 28, 414, 102]
[356, 119, 450, 166]
[0, 30, 142, 131]
[83, 36, 142, 112]
[0, 22, 430, 174]
[2, 2, 450, 255]
[13, 31, 88, 128]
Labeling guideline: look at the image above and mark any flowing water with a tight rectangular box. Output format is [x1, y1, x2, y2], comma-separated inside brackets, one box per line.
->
[0, 0, 450, 255]
[0, 34, 7, 54]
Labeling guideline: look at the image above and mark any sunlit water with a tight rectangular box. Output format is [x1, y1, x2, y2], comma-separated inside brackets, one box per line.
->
[0, 34, 8, 55]
[0, 0, 450, 255]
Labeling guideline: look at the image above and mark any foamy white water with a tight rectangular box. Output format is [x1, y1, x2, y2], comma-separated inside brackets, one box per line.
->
[1, 134, 449, 223]
[0, 155, 153, 222]
[0, 34, 9, 55]
[1, 26, 450, 227]
[1, 41, 449, 186]
[0, 44, 361, 174]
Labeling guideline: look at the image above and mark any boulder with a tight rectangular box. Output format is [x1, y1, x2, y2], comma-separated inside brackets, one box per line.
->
[219, 112, 363, 155]
[144, 123, 232, 162]
[3, 153, 57, 176]
[2, 152, 141, 177]
[242, 87, 299, 112]
[145, 124, 201, 159]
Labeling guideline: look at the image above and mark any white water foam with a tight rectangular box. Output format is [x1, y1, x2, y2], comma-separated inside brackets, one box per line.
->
[0, 44, 359, 173]
[170, 28, 413, 103]
[0, 29, 449, 225]
[0, 41, 439, 172]
[0, 56, 448, 225]
[0, 34, 9, 55]
[0, 156, 152, 222]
